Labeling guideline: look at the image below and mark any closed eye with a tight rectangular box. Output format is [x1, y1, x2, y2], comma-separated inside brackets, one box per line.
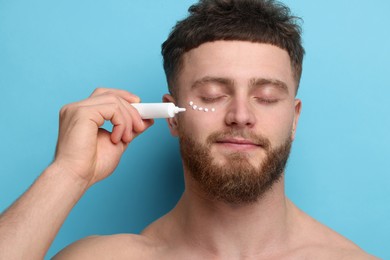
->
[200, 96, 226, 103]
[256, 98, 279, 104]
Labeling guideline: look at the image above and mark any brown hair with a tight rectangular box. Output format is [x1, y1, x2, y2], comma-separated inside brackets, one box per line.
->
[161, 0, 305, 97]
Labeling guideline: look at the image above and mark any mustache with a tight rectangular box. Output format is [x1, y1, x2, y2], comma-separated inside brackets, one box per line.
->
[206, 129, 271, 151]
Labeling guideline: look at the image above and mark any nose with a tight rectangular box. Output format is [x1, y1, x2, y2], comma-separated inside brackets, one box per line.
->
[224, 98, 256, 128]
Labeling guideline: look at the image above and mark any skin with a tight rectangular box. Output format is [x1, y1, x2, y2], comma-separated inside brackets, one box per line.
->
[0, 41, 377, 260]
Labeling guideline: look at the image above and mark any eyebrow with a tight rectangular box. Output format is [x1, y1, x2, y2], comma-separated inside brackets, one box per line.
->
[249, 78, 289, 94]
[191, 76, 235, 90]
[191, 76, 289, 94]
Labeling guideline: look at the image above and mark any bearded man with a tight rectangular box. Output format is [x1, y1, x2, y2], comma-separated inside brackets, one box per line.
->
[0, 0, 377, 259]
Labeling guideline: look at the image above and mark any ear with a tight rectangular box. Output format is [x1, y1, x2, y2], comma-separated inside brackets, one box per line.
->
[291, 99, 302, 141]
[163, 94, 179, 137]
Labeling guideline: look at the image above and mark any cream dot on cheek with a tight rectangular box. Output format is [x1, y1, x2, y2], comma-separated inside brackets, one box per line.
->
[188, 100, 216, 113]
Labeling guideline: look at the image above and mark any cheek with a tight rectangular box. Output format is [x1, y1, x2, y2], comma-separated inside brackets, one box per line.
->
[182, 99, 224, 122]
[260, 106, 295, 143]
[186, 99, 219, 113]
[178, 102, 224, 140]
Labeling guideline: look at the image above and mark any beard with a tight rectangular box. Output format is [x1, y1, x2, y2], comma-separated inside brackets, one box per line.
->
[178, 127, 292, 205]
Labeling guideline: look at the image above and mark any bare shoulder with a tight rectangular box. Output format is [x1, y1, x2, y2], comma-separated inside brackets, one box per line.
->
[290, 203, 379, 259]
[297, 243, 380, 260]
[52, 233, 164, 260]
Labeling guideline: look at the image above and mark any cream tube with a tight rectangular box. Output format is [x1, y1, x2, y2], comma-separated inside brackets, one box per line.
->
[131, 103, 186, 119]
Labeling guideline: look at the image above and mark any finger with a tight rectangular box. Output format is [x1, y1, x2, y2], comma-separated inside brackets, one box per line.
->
[139, 119, 155, 135]
[90, 88, 141, 104]
[71, 89, 155, 143]
[81, 103, 128, 144]
[108, 102, 137, 144]
[60, 102, 127, 144]
[70, 95, 142, 143]
[118, 97, 145, 133]
[84, 91, 145, 137]
[102, 99, 148, 143]
[106, 96, 145, 143]
[77, 90, 150, 133]
[143, 119, 154, 129]
[121, 109, 140, 144]
[130, 119, 155, 141]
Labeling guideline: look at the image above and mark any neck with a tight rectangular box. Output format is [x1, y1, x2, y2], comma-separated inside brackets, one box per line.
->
[169, 172, 295, 258]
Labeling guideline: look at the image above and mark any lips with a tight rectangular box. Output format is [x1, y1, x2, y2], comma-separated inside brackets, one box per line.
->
[216, 138, 259, 146]
[207, 131, 271, 151]
[214, 138, 262, 151]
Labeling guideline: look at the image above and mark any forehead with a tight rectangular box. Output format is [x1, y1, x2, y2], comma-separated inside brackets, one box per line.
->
[178, 41, 295, 93]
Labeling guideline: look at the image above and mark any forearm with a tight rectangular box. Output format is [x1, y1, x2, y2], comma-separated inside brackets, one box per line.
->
[0, 163, 89, 260]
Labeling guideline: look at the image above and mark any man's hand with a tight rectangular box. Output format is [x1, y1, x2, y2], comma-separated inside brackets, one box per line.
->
[53, 88, 154, 187]
[0, 88, 154, 259]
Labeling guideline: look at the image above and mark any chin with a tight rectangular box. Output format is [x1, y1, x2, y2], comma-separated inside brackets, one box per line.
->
[212, 152, 262, 170]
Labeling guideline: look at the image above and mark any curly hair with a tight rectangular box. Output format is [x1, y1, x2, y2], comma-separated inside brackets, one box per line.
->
[162, 0, 304, 96]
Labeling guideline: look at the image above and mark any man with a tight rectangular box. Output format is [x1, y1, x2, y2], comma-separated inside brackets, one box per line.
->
[0, 0, 377, 259]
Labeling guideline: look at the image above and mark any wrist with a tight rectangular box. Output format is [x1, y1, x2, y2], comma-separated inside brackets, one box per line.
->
[46, 161, 92, 192]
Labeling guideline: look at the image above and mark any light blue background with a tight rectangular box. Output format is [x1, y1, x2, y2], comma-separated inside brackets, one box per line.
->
[1, 0, 389, 258]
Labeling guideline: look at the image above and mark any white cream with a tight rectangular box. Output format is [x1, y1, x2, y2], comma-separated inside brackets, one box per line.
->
[188, 101, 215, 113]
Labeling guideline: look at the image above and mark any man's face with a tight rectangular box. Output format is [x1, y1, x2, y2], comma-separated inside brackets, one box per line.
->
[166, 41, 301, 204]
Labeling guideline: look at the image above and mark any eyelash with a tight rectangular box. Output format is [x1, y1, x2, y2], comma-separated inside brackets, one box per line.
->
[256, 98, 279, 104]
[200, 96, 278, 105]
[200, 96, 224, 103]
